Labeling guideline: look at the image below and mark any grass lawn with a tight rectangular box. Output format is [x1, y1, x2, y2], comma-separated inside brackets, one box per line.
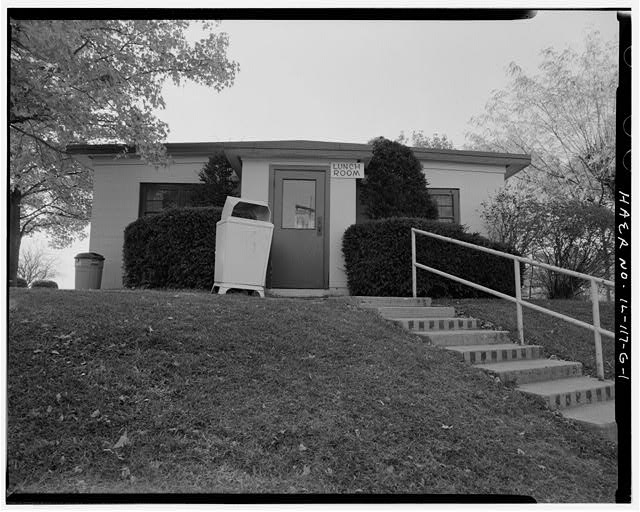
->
[433, 298, 615, 380]
[7, 289, 616, 501]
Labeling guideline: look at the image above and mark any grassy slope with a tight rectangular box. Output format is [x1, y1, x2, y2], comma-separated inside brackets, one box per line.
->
[8, 290, 616, 501]
[434, 298, 615, 380]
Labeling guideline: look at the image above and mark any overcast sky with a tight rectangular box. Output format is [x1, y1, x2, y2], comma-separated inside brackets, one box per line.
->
[159, 11, 618, 146]
[23, 10, 620, 289]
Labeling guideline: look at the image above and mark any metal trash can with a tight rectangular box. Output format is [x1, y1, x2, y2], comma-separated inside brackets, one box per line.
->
[213, 197, 273, 297]
[74, 252, 105, 289]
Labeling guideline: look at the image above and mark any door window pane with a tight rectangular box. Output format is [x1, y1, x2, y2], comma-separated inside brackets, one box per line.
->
[282, 179, 316, 229]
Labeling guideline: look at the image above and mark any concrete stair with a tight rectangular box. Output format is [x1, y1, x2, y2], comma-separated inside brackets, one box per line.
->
[356, 296, 433, 308]
[474, 358, 583, 385]
[446, 343, 544, 364]
[357, 296, 616, 442]
[377, 306, 455, 318]
[518, 376, 615, 410]
[391, 317, 480, 331]
[415, 329, 512, 347]
[561, 401, 616, 442]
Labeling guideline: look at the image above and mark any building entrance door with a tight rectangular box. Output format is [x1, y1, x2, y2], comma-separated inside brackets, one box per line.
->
[271, 169, 326, 288]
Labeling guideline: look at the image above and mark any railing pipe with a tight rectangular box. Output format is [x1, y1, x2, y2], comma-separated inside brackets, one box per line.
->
[412, 228, 615, 288]
[411, 229, 417, 298]
[591, 280, 605, 380]
[514, 260, 524, 345]
[414, 261, 614, 339]
[412, 228, 612, 382]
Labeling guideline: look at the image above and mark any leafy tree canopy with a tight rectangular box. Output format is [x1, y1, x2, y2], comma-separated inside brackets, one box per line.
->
[466, 30, 616, 206]
[10, 19, 239, 165]
[8, 18, 239, 281]
[396, 130, 455, 150]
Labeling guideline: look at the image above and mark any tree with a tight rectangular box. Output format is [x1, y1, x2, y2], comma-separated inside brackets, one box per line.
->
[480, 187, 546, 257]
[466, 30, 616, 206]
[18, 244, 58, 287]
[194, 152, 240, 207]
[533, 200, 614, 299]
[9, 18, 240, 283]
[471, 31, 616, 296]
[481, 189, 614, 299]
[396, 130, 455, 149]
[360, 137, 438, 220]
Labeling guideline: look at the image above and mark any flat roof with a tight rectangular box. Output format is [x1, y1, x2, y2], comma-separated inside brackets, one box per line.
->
[67, 140, 531, 178]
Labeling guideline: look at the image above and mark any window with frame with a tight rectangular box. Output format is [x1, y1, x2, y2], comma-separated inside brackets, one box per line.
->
[139, 183, 202, 217]
[427, 188, 460, 224]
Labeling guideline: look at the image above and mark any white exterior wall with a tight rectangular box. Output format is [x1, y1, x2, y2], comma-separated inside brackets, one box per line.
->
[89, 156, 207, 288]
[240, 159, 270, 202]
[328, 178, 354, 291]
[421, 160, 507, 235]
[240, 158, 355, 292]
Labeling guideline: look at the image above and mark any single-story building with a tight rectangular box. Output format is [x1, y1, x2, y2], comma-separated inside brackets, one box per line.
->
[69, 140, 530, 294]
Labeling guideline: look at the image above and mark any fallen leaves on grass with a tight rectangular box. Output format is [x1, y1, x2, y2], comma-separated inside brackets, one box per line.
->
[7, 290, 618, 499]
[113, 431, 130, 449]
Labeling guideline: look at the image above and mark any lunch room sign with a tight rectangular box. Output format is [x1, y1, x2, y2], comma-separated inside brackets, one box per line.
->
[330, 162, 364, 179]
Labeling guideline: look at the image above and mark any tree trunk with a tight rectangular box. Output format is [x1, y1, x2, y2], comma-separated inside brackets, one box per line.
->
[9, 188, 23, 285]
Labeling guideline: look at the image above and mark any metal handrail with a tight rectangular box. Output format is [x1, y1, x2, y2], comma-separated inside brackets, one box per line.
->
[411, 228, 614, 380]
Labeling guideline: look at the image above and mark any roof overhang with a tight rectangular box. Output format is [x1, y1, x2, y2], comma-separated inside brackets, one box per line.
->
[67, 140, 530, 179]
[67, 140, 374, 178]
[413, 147, 531, 179]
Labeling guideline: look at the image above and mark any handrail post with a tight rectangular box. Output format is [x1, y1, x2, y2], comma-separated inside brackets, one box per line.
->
[590, 279, 605, 380]
[514, 260, 524, 345]
[411, 229, 417, 298]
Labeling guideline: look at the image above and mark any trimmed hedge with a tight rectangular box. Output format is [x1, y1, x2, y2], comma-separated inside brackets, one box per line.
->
[9, 278, 28, 288]
[31, 280, 58, 289]
[342, 218, 520, 298]
[123, 207, 223, 289]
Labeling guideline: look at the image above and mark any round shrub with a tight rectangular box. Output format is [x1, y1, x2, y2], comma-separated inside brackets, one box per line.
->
[360, 137, 438, 220]
[342, 217, 521, 298]
[9, 277, 28, 287]
[123, 207, 223, 289]
[31, 280, 58, 289]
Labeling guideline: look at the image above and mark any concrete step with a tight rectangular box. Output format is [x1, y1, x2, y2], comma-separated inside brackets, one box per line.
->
[518, 376, 615, 410]
[356, 296, 433, 307]
[445, 343, 543, 364]
[474, 358, 583, 385]
[416, 329, 511, 346]
[377, 306, 456, 319]
[391, 317, 479, 331]
[561, 401, 617, 442]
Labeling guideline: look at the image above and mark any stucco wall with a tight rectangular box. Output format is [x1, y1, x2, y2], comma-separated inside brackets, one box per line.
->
[89, 156, 207, 288]
[421, 160, 506, 235]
